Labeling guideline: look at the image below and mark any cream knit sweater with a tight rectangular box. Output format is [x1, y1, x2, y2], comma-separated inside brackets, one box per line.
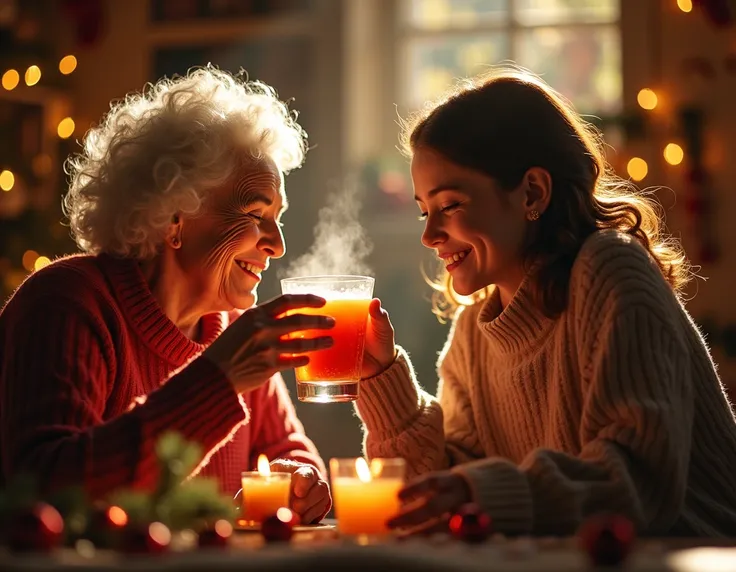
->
[356, 230, 736, 537]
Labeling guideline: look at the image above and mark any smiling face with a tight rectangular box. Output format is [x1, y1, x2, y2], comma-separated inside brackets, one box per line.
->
[175, 157, 287, 312]
[412, 147, 529, 299]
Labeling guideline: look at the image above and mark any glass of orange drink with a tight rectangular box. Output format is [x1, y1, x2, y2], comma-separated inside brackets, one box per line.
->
[280, 275, 374, 403]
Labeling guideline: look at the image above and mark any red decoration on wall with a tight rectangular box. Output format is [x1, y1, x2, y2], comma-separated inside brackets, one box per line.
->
[61, 0, 106, 47]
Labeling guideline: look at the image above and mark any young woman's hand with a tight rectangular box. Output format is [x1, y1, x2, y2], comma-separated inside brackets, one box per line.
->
[203, 294, 334, 393]
[360, 298, 398, 379]
[388, 470, 472, 535]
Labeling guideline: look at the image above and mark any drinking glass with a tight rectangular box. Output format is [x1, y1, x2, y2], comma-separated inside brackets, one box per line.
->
[280, 275, 374, 403]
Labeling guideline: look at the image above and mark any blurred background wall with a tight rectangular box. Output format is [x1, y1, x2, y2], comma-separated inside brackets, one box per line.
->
[0, 0, 734, 464]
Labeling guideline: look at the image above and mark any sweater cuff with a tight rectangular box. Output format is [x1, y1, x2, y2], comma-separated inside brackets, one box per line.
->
[139, 355, 248, 452]
[452, 458, 533, 535]
[355, 346, 421, 437]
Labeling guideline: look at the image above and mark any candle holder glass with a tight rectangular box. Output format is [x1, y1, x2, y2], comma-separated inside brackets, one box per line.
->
[330, 457, 406, 537]
[239, 471, 291, 526]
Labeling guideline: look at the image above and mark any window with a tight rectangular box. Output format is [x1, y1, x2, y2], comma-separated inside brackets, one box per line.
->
[400, 0, 621, 114]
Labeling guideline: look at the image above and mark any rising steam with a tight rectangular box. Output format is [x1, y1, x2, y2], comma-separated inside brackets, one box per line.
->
[282, 180, 373, 278]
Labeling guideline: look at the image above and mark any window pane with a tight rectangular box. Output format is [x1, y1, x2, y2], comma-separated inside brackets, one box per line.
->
[515, 0, 619, 26]
[405, 34, 510, 109]
[405, 0, 508, 29]
[515, 25, 621, 113]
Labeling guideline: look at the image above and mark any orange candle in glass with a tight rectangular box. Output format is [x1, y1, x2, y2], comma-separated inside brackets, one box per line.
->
[330, 457, 405, 536]
[239, 455, 291, 525]
[281, 275, 374, 403]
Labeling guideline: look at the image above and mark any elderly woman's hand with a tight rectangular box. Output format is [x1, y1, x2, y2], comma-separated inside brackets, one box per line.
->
[203, 294, 334, 394]
[269, 459, 332, 524]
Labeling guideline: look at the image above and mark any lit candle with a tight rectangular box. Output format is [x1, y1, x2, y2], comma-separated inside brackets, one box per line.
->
[331, 457, 405, 536]
[240, 455, 291, 525]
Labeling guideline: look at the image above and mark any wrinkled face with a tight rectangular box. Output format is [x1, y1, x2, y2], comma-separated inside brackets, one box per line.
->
[412, 147, 527, 296]
[177, 157, 287, 312]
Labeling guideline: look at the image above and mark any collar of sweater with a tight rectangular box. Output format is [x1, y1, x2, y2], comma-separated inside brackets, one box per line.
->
[476, 277, 557, 359]
[99, 254, 227, 366]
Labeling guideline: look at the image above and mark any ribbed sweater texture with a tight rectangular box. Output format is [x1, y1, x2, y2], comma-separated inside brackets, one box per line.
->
[0, 254, 323, 498]
[356, 230, 736, 537]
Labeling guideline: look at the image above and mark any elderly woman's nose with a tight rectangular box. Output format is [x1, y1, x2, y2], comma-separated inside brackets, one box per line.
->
[259, 224, 286, 259]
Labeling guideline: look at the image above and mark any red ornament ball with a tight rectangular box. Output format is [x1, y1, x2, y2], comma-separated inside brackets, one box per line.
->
[449, 503, 492, 544]
[261, 508, 295, 543]
[120, 522, 171, 555]
[6, 502, 64, 553]
[198, 519, 233, 549]
[578, 514, 635, 567]
[84, 505, 128, 548]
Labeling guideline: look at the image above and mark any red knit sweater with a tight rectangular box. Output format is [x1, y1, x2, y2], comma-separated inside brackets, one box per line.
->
[0, 254, 324, 499]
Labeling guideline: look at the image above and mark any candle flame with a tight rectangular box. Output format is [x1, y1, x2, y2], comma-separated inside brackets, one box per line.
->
[257, 454, 271, 476]
[355, 457, 372, 483]
[370, 458, 384, 478]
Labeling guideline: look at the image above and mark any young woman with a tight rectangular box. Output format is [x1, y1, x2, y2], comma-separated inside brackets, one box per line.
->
[0, 68, 334, 524]
[356, 68, 736, 537]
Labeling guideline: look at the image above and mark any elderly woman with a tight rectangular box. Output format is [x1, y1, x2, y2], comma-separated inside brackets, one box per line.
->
[0, 68, 335, 524]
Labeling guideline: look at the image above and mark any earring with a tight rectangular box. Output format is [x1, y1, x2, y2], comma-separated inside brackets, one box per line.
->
[527, 210, 540, 221]
[171, 237, 180, 248]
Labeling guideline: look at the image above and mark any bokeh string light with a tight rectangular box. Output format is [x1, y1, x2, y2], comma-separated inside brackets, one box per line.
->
[677, 0, 693, 13]
[0, 48, 79, 290]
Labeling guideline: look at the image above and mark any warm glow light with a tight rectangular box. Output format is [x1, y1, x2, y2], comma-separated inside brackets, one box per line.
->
[39, 505, 64, 534]
[355, 457, 372, 483]
[34, 256, 51, 271]
[664, 143, 685, 166]
[677, 0, 693, 13]
[22, 250, 39, 271]
[627, 157, 649, 181]
[276, 507, 295, 523]
[637, 88, 658, 110]
[148, 522, 171, 546]
[370, 458, 384, 478]
[75, 538, 96, 558]
[24, 65, 41, 86]
[0, 170, 14, 191]
[669, 547, 736, 571]
[57, 117, 75, 139]
[107, 506, 128, 527]
[214, 519, 233, 537]
[2, 69, 19, 90]
[257, 454, 271, 476]
[59, 55, 77, 75]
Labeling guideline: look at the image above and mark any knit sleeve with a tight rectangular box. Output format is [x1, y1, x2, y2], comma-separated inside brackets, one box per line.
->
[0, 295, 247, 499]
[355, 307, 483, 478]
[247, 373, 325, 477]
[452, 235, 694, 535]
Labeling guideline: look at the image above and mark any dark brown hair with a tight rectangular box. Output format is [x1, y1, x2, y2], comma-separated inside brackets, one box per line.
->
[401, 67, 690, 320]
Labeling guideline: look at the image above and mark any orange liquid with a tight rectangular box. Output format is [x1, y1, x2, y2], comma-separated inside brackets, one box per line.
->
[293, 298, 370, 382]
[333, 477, 403, 535]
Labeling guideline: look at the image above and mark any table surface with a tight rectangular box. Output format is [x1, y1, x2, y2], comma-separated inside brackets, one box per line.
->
[3, 523, 735, 572]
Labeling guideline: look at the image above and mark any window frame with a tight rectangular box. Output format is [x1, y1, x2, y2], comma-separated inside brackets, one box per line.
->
[396, 0, 623, 114]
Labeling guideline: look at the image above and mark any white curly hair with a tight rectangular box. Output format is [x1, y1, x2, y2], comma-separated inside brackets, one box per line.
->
[63, 66, 308, 258]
